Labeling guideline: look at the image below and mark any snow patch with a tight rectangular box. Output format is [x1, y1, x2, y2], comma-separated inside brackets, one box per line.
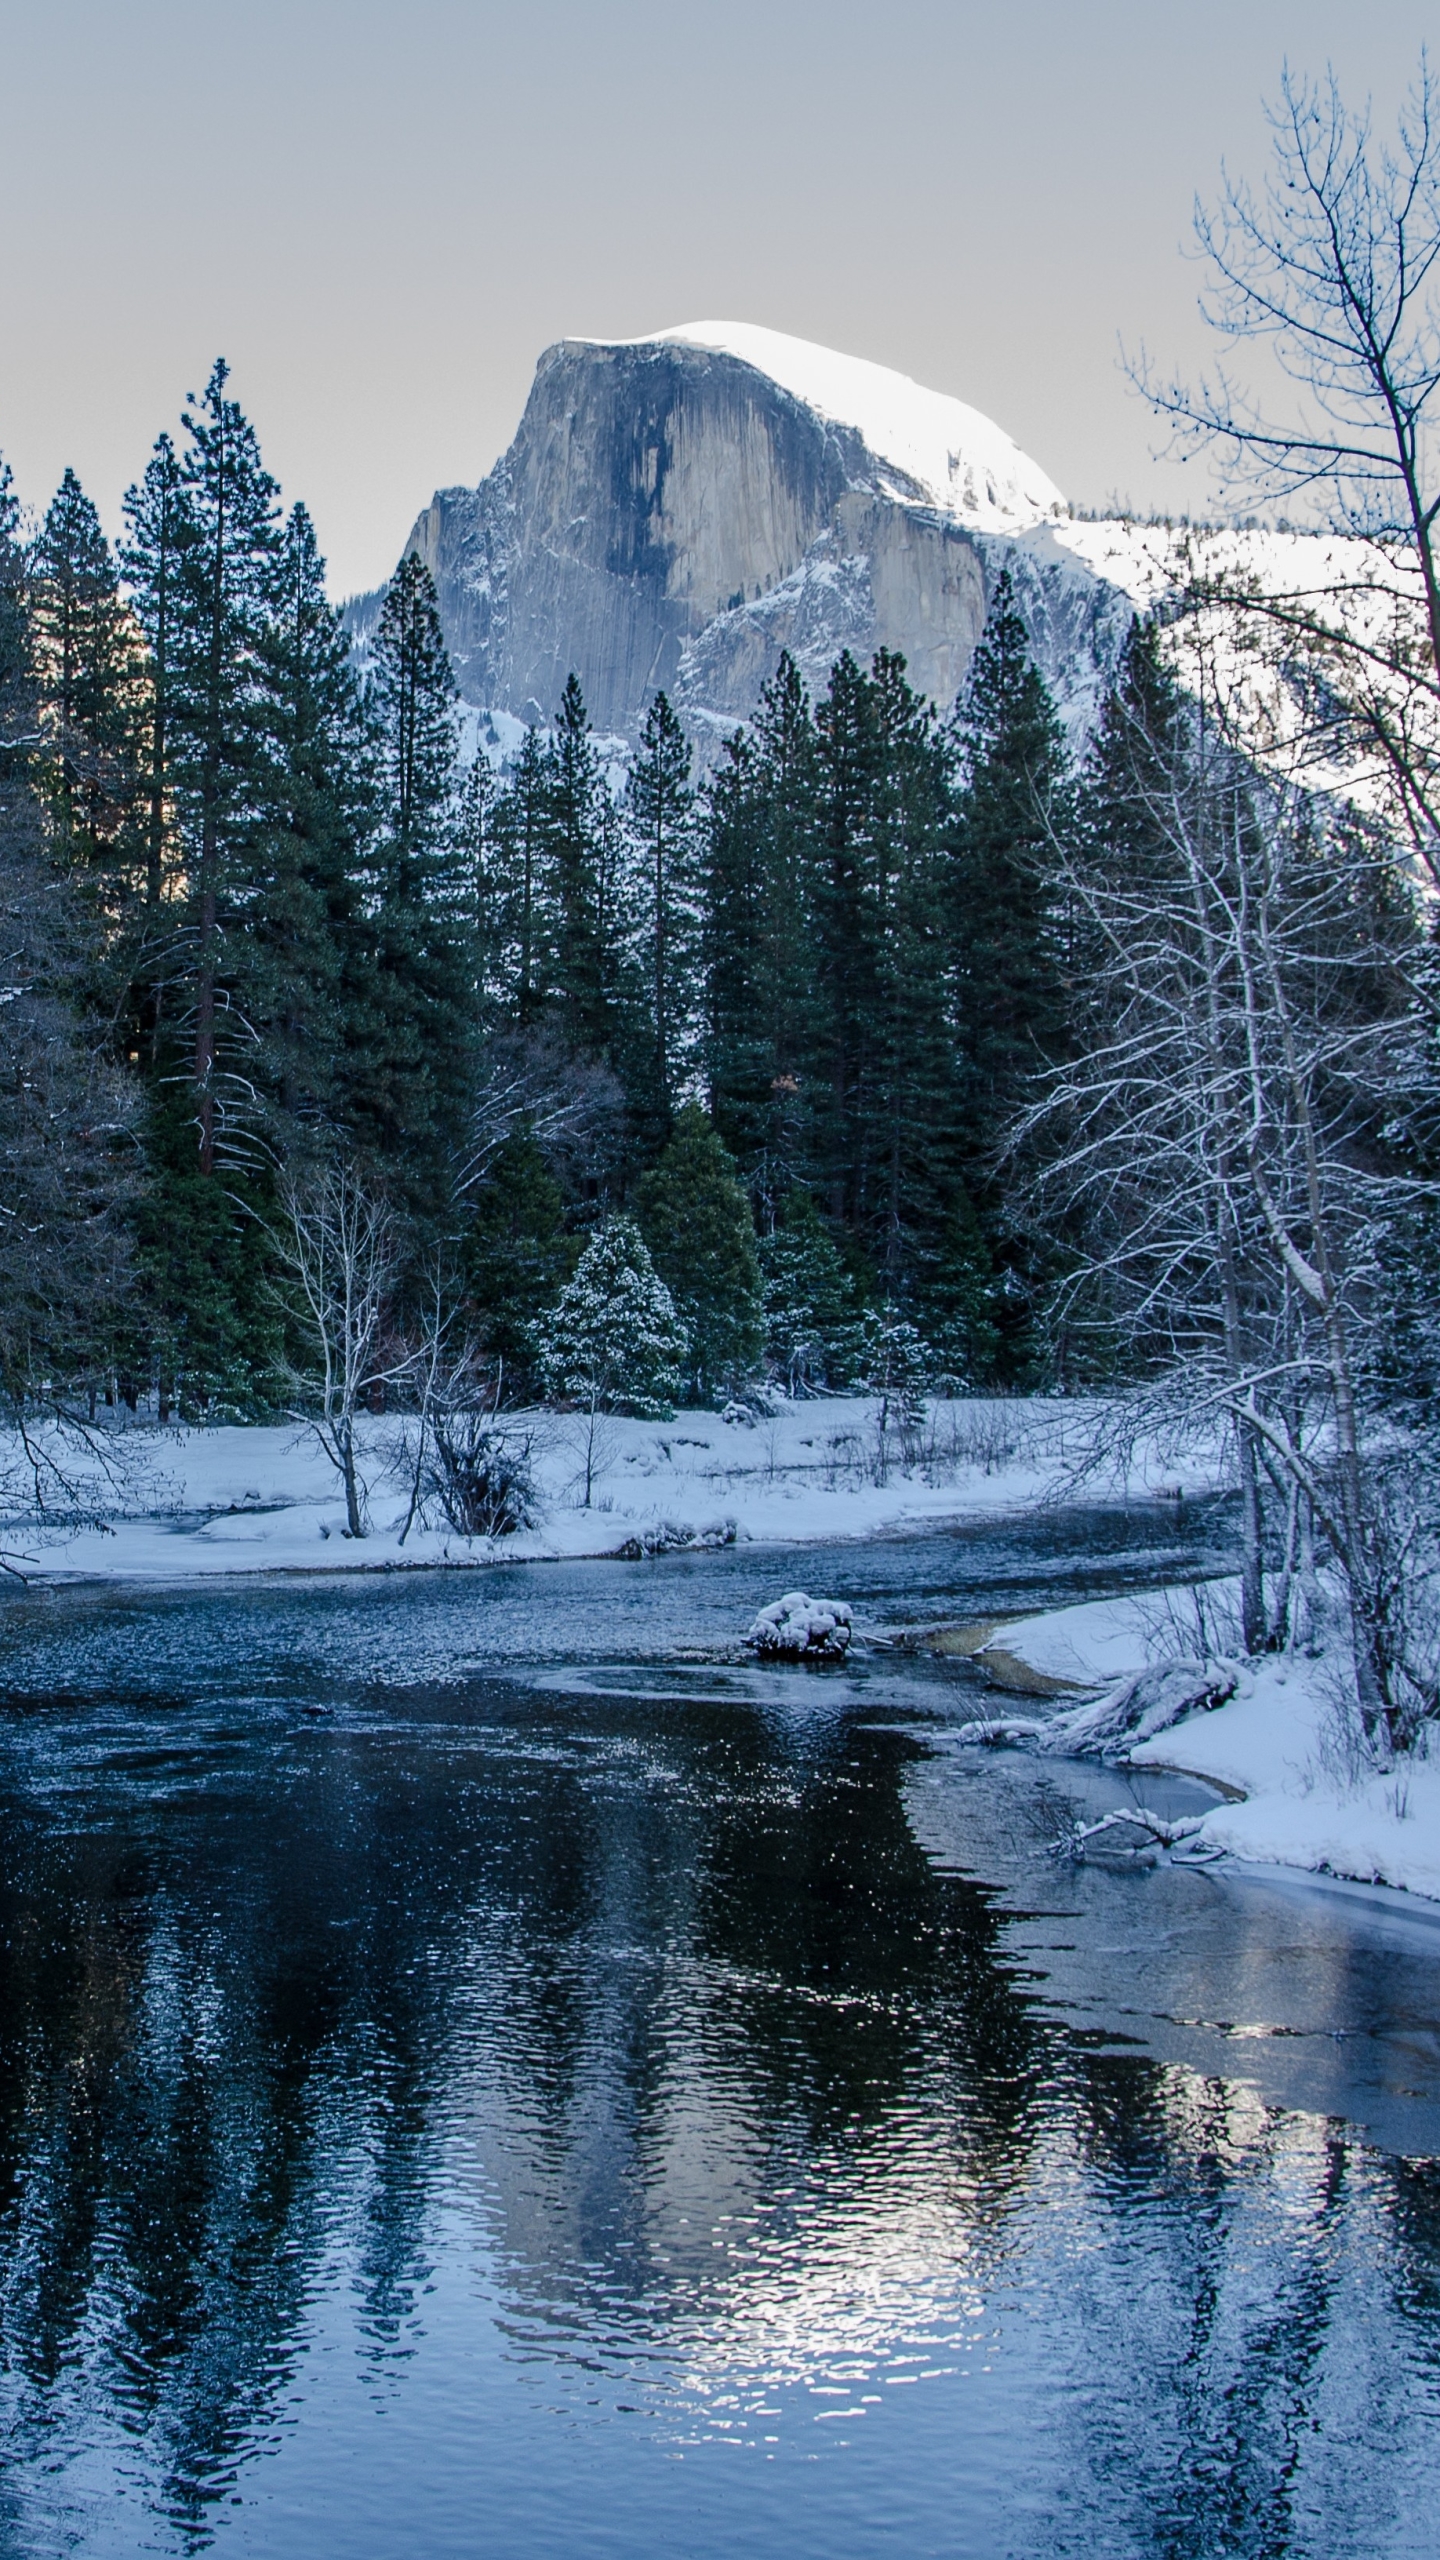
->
[597, 320, 1067, 531]
[978, 1585, 1440, 1904]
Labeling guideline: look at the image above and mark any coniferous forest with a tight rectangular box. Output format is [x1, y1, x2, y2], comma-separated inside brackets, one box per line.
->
[0, 361, 1089, 1425]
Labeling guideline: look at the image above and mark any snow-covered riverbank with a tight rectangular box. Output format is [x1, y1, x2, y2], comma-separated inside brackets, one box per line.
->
[980, 1588, 1440, 1904]
[0, 1397, 1215, 1584]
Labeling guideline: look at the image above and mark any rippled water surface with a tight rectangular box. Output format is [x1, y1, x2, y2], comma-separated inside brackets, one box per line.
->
[0, 1508, 1437, 2558]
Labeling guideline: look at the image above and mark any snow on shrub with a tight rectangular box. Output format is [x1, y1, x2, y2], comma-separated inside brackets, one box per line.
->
[616, 1517, 738, 1559]
[538, 1217, 687, 1420]
[747, 1591, 853, 1659]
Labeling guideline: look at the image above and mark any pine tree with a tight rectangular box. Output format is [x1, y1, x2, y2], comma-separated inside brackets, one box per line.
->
[0, 455, 136, 1406]
[949, 571, 1071, 1377]
[461, 1131, 576, 1382]
[168, 360, 282, 1174]
[540, 1215, 686, 1424]
[112, 368, 287, 1410]
[484, 723, 553, 1024]
[703, 651, 818, 1189]
[1073, 616, 1190, 897]
[809, 648, 883, 1233]
[950, 571, 1070, 1142]
[544, 674, 610, 1054]
[757, 1190, 858, 1392]
[354, 550, 474, 1219]
[249, 502, 373, 1129]
[637, 1102, 763, 1401]
[453, 749, 500, 1017]
[626, 689, 696, 1125]
[28, 468, 142, 912]
[121, 430, 185, 916]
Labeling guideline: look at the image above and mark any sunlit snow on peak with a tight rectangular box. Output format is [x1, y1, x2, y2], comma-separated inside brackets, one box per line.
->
[596, 320, 1066, 530]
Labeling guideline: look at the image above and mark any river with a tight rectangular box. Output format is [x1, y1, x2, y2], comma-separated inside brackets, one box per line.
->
[0, 1505, 1435, 2557]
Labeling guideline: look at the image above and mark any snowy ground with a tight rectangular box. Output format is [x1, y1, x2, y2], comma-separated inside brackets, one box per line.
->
[0, 1396, 1210, 1584]
[981, 1588, 1440, 1905]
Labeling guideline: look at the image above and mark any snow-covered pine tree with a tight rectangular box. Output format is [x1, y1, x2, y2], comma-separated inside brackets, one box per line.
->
[637, 1103, 763, 1403]
[540, 1217, 686, 1429]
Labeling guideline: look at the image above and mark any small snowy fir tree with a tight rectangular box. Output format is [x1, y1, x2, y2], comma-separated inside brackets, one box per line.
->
[857, 1308, 929, 1432]
[539, 1217, 687, 1422]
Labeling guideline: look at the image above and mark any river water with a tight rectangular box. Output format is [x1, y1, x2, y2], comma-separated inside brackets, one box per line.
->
[0, 1506, 1437, 2558]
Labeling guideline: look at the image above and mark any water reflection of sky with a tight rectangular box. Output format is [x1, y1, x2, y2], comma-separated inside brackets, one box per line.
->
[0, 1530, 1435, 2556]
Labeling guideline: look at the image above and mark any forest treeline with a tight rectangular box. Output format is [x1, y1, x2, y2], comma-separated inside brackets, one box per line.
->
[0, 367, 1432, 1466]
[0, 359, 1098, 1419]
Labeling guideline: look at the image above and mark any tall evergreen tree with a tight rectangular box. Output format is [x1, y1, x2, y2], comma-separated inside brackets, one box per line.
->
[250, 501, 374, 1129]
[0, 456, 136, 1405]
[355, 551, 474, 1217]
[167, 360, 282, 1175]
[544, 674, 610, 1055]
[484, 723, 552, 1025]
[113, 367, 286, 1411]
[28, 468, 142, 912]
[948, 572, 1071, 1374]
[121, 430, 185, 917]
[703, 651, 818, 1190]
[950, 571, 1070, 1144]
[637, 1103, 763, 1401]
[626, 689, 696, 1125]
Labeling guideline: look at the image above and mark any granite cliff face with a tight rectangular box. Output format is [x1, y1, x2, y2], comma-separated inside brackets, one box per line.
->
[354, 324, 1140, 756]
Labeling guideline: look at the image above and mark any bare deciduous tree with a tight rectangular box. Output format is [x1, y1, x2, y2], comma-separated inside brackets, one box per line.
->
[456, 1029, 621, 1201]
[1021, 657, 1432, 1753]
[273, 1161, 396, 1538]
[1141, 59, 1440, 874]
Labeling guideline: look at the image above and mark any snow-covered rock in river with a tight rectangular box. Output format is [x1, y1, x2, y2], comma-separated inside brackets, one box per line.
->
[747, 1591, 854, 1659]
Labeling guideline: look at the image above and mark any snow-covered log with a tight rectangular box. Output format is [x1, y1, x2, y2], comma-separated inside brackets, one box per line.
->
[956, 1657, 1237, 1760]
[747, 1591, 853, 1659]
[1049, 1806, 1213, 1866]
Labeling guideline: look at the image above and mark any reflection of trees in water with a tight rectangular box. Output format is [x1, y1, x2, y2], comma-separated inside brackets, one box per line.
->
[0, 1686, 1434, 2548]
[1027, 2062, 1434, 2556]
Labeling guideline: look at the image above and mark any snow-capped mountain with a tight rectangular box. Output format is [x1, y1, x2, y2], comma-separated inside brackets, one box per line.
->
[351, 322, 1361, 768]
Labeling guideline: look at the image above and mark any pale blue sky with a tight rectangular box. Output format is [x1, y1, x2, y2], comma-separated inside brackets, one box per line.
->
[0, 0, 1433, 595]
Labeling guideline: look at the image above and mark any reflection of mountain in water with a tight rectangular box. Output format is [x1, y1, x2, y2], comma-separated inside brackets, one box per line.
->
[0, 1589, 1436, 2553]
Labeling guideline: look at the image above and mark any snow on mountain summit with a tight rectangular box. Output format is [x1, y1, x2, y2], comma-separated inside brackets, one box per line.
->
[602, 320, 1067, 530]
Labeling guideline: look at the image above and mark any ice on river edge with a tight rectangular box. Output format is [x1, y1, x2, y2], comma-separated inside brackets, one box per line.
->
[975, 1585, 1440, 1907]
